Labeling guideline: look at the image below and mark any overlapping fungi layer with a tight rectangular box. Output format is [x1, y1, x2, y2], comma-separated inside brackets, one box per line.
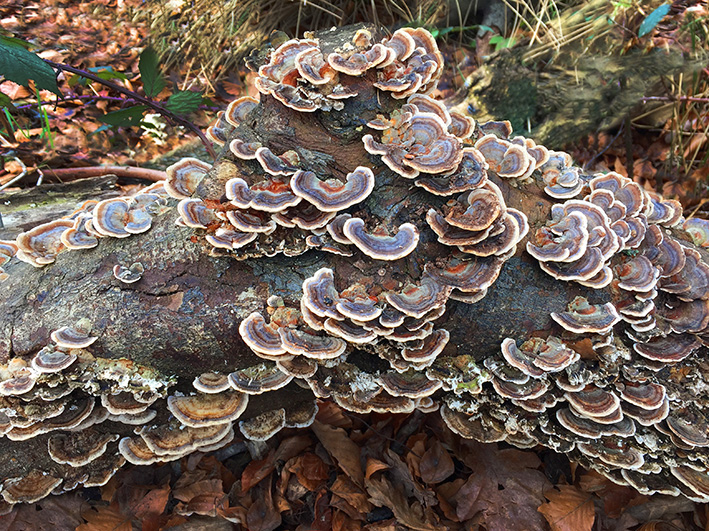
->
[3, 25, 709, 507]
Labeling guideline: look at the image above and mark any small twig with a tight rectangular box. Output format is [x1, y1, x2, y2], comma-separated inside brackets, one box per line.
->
[583, 122, 625, 172]
[40, 165, 167, 183]
[43, 60, 217, 161]
[0, 157, 27, 191]
[642, 95, 709, 104]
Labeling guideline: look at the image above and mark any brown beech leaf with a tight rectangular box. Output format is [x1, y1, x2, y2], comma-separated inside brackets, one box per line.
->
[241, 449, 276, 494]
[365, 457, 389, 479]
[78, 505, 133, 531]
[288, 452, 329, 491]
[246, 480, 281, 531]
[330, 474, 372, 515]
[0, 494, 86, 531]
[311, 420, 364, 487]
[538, 485, 595, 531]
[366, 476, 440, 531]
[453, 440, 550, 530]
[419, 439, 454, 484]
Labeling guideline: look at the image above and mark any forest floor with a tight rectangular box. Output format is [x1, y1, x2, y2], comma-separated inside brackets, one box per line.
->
[1, 0, 709, 530]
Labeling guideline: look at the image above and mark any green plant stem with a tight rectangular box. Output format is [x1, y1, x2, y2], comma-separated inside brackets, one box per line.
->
[43, 59, 218, 161]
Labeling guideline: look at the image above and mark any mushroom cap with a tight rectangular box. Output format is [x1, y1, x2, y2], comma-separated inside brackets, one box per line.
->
[226, 177, 301, 212]
[60, 215, 99, 250]
[278, 327, 346, 359]
[445, 188, 502, 232]
[230, 138, 262, 159]
[684, 218, 709, 247]
[113, 262, 145, 284]
[526, 212, 589, 263]
[616, 255, 659, 292]
[224, 96, 259, 127]
[118, 436, 165, 465]
[671, 467, 709, 502]
[618, 381, 666, 410]
[323, 317, 378, 343]
[193, 372, 231, 394]
[457, 211, 523, 257]
[15, 219, 74, 266]
[51, 323, 97, 349]
[565, 385, 621, 418]
[295, 47, 337, 85]
[276, 357, 318, 378]
[228, 362, 293, 394]
[2, 470, 63, 504]
[440, 404, 506, 442]
[165, 157, 212, 199]
[93, 198, 152, 237]
[385, 277, 451, 318]
[291, 167, 375, 212]
[401, 329, 450, 365]
[550, 297, 620, 334]
[30, 346, 77, 373]
[416, 147, 488, 196]
[205, 111, 230, 146]
[380, 370, 442, 398]
[167, 390, 249, 428]
[226, 210, 276, 234]
[342, 218, 419, 261]
[47, 429, 118, 467]
[382, 29, 416, 61]
[139, 422, 233, 456]
[424, 255, 504, 292]
[239, 408, 286, 441]
[302, 268, 343, 320]
[239, 312, 287, 356]
[633, 334, 700, 363]
[176, 198, 219, 229]
[101, 391, 153, 415]
[205, 226, 258, 250]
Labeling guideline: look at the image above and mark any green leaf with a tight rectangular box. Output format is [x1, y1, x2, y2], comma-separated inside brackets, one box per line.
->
[0, 36, 60, 95]
[138, 47, 165, 98]
[639, 3, 671, 37]
[0, 93, 13, 109]
[166, 90, 203, 116]
[89, 66, 128, 82]
[98, 105, 147, 127]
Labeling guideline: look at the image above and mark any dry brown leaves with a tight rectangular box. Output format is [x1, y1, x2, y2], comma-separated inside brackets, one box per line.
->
[2, 400, 707, 530]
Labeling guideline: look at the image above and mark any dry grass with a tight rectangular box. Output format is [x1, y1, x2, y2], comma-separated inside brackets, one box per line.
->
[134, 0, 445, 85]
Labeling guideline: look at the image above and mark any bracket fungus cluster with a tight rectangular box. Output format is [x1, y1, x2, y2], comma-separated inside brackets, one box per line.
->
[4, 24, 709, 509]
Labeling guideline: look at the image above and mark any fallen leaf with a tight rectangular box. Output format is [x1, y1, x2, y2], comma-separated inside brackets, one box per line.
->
[419, 439, 454, 484]
[538, 485, 595, 531]
[78, 505, 133, 531]
[241, 449, 276, 494]
[288, 452, 329, 491]
[330, 475, 372, 515]
[366, 476, 440, 531]
[246, 480, 281, 531]
[452, 440, 550, 531]
[311, 420, 364, 487]
[365, 457, 389, 479]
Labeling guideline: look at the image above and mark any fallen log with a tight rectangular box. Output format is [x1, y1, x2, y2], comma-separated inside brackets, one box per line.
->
[1, 24, 709, 509]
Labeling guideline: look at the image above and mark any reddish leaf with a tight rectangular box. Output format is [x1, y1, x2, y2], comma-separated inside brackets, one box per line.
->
[78, 505, 133, 531]
[288, 452, 329, 491]
[241, 449, 276, 494]
[419, 439, 454, 484]
[538, 486, 595, 531]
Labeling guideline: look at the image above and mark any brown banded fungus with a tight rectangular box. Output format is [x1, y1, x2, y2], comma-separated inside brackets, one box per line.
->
[7, 24, 709, 509]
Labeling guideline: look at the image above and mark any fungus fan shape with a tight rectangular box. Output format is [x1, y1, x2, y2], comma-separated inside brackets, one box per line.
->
[4, 25, 709, 508]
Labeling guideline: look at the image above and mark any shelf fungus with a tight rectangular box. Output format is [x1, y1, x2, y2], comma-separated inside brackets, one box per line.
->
[6, 24, 709, 508]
